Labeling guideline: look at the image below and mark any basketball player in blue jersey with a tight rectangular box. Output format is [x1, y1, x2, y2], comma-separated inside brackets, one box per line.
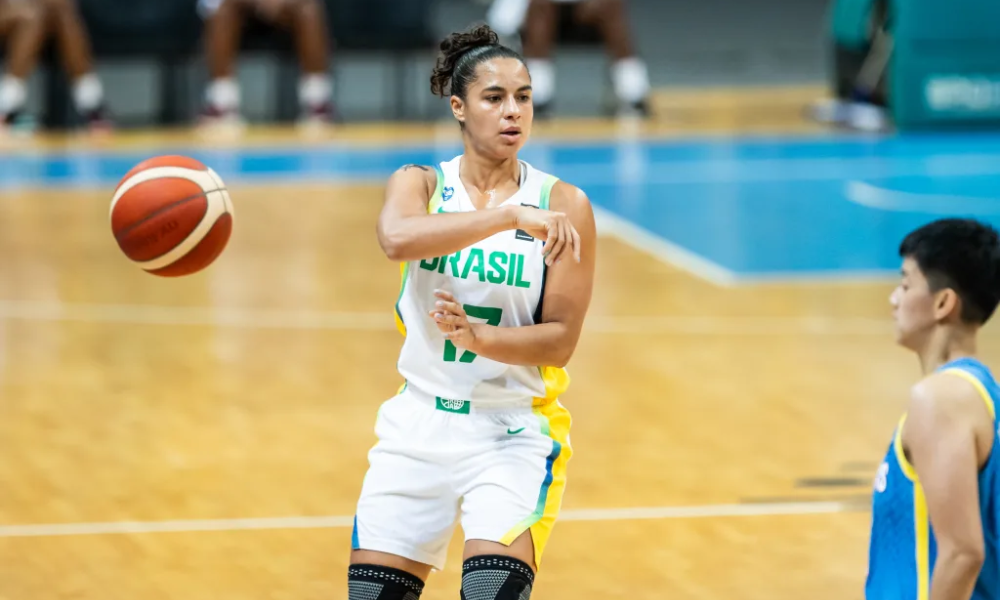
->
[867, 218, 1000, 600]
[345, 24, 596, 600]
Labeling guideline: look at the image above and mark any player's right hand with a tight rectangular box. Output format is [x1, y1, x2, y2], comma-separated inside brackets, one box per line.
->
[511, 206, 581, 267]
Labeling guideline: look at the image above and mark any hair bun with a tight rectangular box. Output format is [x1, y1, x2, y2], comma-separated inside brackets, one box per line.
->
[439, 24, 499, 57]
[430, 24, 501, 97]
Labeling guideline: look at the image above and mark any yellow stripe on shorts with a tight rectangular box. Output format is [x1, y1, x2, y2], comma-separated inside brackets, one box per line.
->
[499, 400, 573, 570]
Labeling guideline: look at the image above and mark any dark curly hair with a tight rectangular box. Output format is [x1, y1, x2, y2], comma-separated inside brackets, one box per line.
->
[900, 218, 1000, 324]
[430, 24, 526, 100]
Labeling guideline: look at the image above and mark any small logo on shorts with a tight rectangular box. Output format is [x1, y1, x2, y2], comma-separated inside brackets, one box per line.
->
[507, 427, 526, 435]
[435, 397, 470, 414]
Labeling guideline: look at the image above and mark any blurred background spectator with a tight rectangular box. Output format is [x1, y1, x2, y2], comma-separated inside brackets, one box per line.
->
[807, 0, 892, 131]
[486, 0, 652, 117]
[0, 0, 109, 134]
[0, 0, 998, 139]
[0, 0, 839, 128]
[197, 0, 335, 131]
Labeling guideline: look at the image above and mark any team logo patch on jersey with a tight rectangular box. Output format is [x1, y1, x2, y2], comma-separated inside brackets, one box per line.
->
[443, 187, 454, 202]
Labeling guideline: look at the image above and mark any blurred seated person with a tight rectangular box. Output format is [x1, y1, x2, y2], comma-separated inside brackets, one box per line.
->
[198, 0, 335, 128]
[488, 0, 652, 117]
[0, 0, 110, 133]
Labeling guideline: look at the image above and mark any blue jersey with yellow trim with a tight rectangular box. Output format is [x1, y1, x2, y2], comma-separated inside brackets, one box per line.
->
[866, 357, 1000, 600]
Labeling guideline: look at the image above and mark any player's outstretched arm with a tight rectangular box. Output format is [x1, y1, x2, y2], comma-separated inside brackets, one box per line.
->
[904, 374, 990, 600]
[376, 165, 581, 265]
[429, 182, 596, 367]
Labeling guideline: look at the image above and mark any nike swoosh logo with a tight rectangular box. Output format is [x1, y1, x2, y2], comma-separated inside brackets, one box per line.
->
[507, 427, 525, 435]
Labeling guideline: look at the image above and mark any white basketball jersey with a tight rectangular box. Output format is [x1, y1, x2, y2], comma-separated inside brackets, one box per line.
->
[393, 156, 570, 408]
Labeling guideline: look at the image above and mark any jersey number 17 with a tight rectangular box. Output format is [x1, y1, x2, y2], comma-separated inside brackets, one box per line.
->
[443, 304, 503, 363]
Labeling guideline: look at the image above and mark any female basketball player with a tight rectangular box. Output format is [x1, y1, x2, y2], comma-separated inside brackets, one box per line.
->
[348, 24, 596, 600]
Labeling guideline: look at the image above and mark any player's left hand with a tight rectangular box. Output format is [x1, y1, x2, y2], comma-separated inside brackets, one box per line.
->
[429, 290, 477, 350]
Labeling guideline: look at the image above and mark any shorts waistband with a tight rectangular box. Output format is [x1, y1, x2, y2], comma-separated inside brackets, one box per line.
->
[403, 385, 535, 415]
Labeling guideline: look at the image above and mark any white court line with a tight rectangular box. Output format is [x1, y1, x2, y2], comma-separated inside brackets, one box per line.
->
[593, 205, 738, 287]
[844, 180, 1000, 215]
[592, 206, 901, 288]
[0, 300, 894, 336]
[0, 500, 864, 538]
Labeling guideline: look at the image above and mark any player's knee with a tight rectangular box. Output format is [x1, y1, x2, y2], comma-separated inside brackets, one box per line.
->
[348, 564, 425, 600]
[4, 1, 45, 27]
[293, 0, 325, 20]
[577, 0, 623, 23]
[273, 0, 322, 23]
[38, 0, 80, 28]
[604, 0, 629, 19]
[38, 0, 70, 11]
[460, 555, 535, 600]
[527, 0, 557, 19]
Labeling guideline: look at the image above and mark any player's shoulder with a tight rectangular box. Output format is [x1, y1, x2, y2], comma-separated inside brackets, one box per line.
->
[388, 163, 439, 196]
[522, 158, 593, 230]
[392, 163, 438, 179]
[909, 368, 990, 421]
[515, 159, 590, 213]
[548, 178, 591, 214]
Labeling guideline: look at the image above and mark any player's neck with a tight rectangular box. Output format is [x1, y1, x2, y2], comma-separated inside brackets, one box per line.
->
[917, 325, 977, 374]
[459, 152, 520, 193]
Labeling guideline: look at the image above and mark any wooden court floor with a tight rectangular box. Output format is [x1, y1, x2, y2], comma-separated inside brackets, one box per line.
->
[3, 95, 999, 600]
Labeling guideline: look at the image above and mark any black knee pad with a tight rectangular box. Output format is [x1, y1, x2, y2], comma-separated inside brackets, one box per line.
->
[348, 564, 424, 600]
[460, 555, 535, 600]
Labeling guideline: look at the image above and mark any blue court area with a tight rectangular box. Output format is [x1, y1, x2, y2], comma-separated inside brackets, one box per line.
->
[6, 131, 1000, 282]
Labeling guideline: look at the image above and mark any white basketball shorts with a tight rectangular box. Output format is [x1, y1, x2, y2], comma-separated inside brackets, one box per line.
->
[352, 385, 573, 572]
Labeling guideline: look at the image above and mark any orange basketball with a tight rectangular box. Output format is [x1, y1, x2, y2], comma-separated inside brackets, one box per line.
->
[110, 155, 234, 277]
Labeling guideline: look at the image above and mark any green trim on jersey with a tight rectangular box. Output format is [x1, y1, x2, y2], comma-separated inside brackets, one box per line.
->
[532, 176, 559, 334]
[539, 176, 558, 210]
[428, 165, 446, 214]
[394, 262, 411, 330]
[397, 164, 444, 333]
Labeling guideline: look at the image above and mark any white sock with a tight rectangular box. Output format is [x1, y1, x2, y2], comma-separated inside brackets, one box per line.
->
[298, 73, 332, 109]
[206, 78, 240, 112]
[72, 73, 104, 113]
[0, 76, 27, 116]
[611, 57, 650, 104]
[526, 59, 555, 106]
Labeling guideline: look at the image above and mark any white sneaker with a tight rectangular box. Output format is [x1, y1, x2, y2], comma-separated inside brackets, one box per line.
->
[806, 98, 852, 124]
[847, 102, 890, 132]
